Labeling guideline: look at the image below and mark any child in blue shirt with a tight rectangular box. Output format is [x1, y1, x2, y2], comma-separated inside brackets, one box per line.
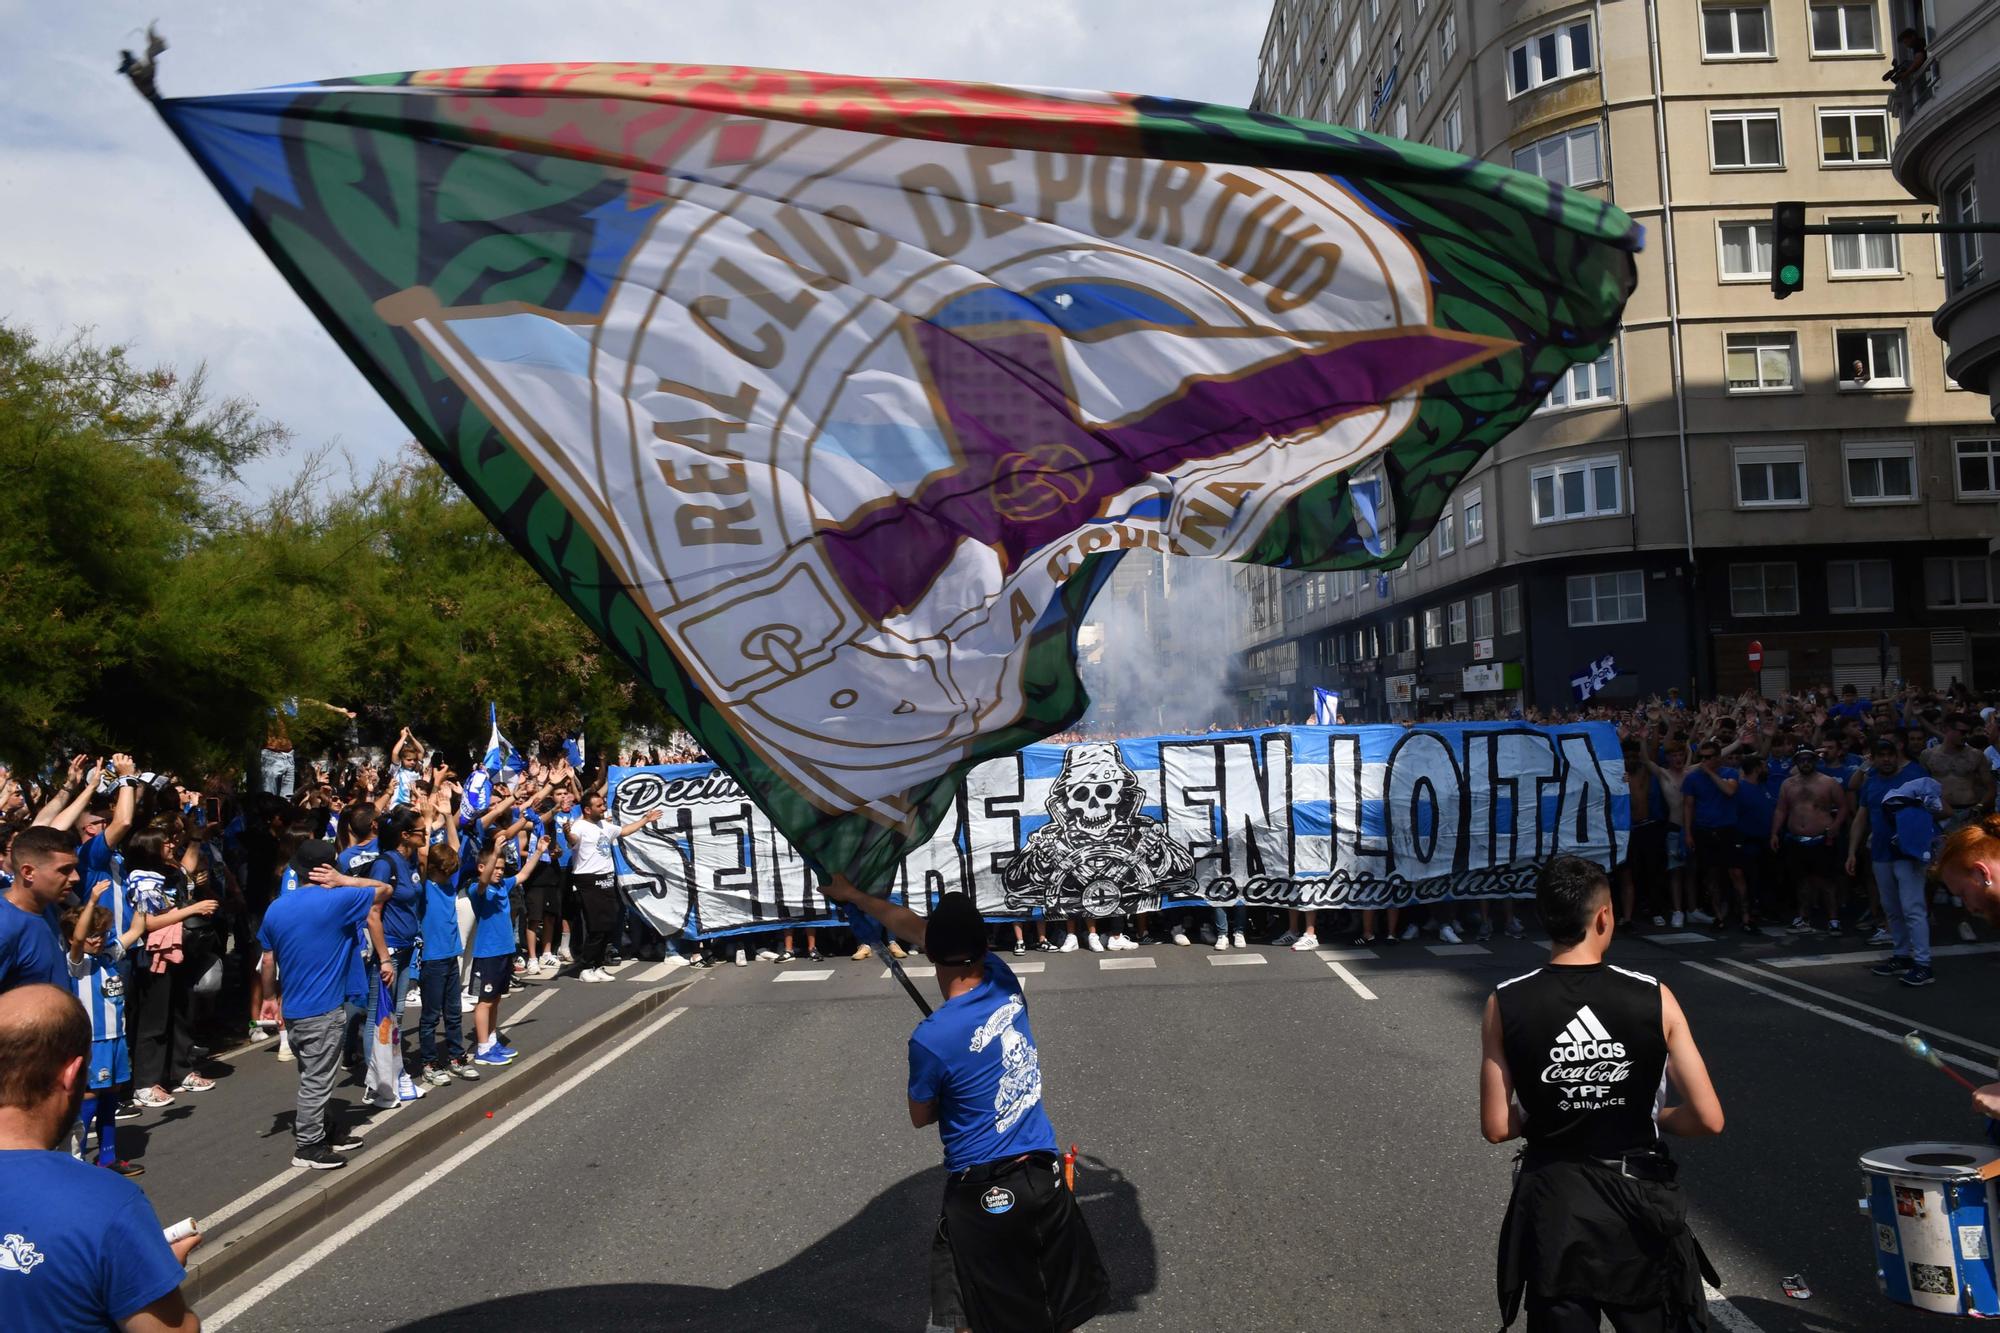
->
[414, 791, 479, 1084]
[63, 880, 147, 1175]
[469, 815, 526, 1066]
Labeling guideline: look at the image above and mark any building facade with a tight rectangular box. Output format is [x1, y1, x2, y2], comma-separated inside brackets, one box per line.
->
[1888, 0, 2000, 421]
[1239, 0, 2000, 720]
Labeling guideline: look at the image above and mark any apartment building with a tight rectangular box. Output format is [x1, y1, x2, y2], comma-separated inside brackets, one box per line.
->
[1236, 0, 2000, 720]
[1888, 1, 2000, 422]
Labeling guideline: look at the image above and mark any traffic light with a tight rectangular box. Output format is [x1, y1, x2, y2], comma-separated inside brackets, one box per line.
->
[1771, 201, 1806, 299]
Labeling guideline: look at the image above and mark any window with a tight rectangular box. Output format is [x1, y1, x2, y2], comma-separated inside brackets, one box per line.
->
[1844, 441, 1917, 503]
[1703, 4, 1771, 57]
[1391, 100, 1408, 140]
[1542, 349, 1617, 410]
[1413, 532, 1431, 567]
[1946, 174, 1983, 291]
[1827, 217, 1900, 275]
[1507, 22, 1594, 96]
[1333, 58, 1349, 105]
[1531, 455, 1622, 524]
[1440, 11, 1457, 63]
[1423, 606, 1445, 648]
[1399, 615, 1415, 654]
[1729, 562, 1799, 616]
[1710, 110, 1783, 169]
[1927, 556, 1997, 608]
[1819, 108, 1890, 165]
[1810, 2, 1878, 54]
[1734, 445, 1807, 507]
[1956, 439, 2000, 498]
[1436, 506, 1456, 555]
[1414, 58, 1431, 108]
[1471, 592, 1494, 640]
[1828, 559, 1894, 613]
[1718, 221, 1772, 280]
[1448, 600, 1468, 644]
[1349, 23, 1363, 66]
[1369, 0, 1380, 19]
[1441, 97, 1463, 152]
[1725, 332, 1797, 392]
[1462, 487, 1484, 544]
[1500, 584, 1522, 635]
[1837, 329, 1908, 388]
[1513, 124, 1604, 187]
[1567, 571, 1645, 627]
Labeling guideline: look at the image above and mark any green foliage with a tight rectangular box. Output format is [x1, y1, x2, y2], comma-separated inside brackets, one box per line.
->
[0, 322, 671, 775]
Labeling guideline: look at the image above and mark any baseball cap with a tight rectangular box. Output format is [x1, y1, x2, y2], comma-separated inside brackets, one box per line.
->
[1871, 736, 1898, 754]
[924, 892, 989, 966]
[288, 839, 338, 882]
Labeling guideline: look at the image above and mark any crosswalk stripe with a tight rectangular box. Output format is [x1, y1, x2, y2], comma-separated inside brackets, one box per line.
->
[1425, 943, 1490, 957]
[1643, 933, 1715, 945]
[1010, 960, 1047, 974]
[1315, 948, 1378, 961]
[881, 965, 938, 979]
[1206, 954, 1268, 967]
[773, 969, 835, 983]
[629, 960, 683, 984]
[1324, 959, 1377, 1000]
[1098, 957, 1155, 971]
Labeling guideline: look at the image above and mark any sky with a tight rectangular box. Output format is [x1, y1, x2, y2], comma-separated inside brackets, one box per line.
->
[1, 0, 1271, 497]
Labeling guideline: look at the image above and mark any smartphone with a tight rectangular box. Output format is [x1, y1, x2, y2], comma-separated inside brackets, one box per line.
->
[203, 797, 221, 825]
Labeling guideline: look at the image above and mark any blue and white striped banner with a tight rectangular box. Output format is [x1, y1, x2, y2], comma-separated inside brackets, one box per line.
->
[610, 723, 1627, 940]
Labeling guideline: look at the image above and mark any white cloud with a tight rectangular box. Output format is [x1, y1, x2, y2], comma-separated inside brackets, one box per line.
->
[1, 0, 1268, 496]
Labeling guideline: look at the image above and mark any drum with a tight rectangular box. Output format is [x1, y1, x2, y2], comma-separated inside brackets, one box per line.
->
[1860, 1143, 2000, 1316]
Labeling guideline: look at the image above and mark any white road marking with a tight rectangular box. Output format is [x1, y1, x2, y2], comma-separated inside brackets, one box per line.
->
[773, 969, 835, 983]
[205, 1005, 690, 1329]
[1703, 1281, 1768, 1332]
[1010, 960, 1046, 974]
[605, 959, 635, 975]
[195, 1160, 304, 1240]
[1727, 960, 2000, 1060]
[1315, 948, 1378, 962]
[1766, 941, 2000, 969]
[1098, 957, 1156, 971]
[503, 986, 558, 1029]
[1644, 933, 1715, 945]
[628, 959, 687, 984]
[1324, 960, 1377, 1000]
[1207, 954, 1268, 966]
[1682, 961, 1990, 1078]
[882, 965, 938, 979]
[1426, 944, 1490, 957]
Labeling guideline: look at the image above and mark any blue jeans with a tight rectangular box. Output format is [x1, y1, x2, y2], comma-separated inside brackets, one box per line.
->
[1876, 858, 1932, 966]
[259, 748, 295, 798]
[1211, 903, 1247, 935]
[416, 957, 464, 1066]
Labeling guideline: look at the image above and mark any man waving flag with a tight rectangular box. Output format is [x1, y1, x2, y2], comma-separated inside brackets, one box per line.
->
[138, 54, 1641, 889]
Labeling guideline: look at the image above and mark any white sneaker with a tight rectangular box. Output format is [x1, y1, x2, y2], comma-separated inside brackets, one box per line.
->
[1786, 916, 1812, 933]
[1232, 931, 1248, 949]
[1059, 934, 1079, 953]
[1272, 930, 1298, 947]
[1171, 928, 1190, 946]
[1398, 923, 1420, 941]
[582, 967, 611, 983]
[1291, 932, 1320, 951]
[662, 953, 689, 968]
[404, 988, 421, 1009]
[276, 1031, 292, 1062]
[1439, 924, 1463, 945]
[734, 948, 748, 966]
[557, 945, 574, 964]
[1670, 911, 1684, 928]
[1688, 909, 1716, 926]
[1651, 915, 1666, 928]
[1085, 933, 1105, 953]
[1867, 927, 1893, 945]
[1960, 921, 1978, 942]
[755, 948, 779, 962]
[538, 954, 559, 973]
[1112, 934, 1137, 951]
[397, 1072, 427, 1102]
[1214, 934, 1230, 951]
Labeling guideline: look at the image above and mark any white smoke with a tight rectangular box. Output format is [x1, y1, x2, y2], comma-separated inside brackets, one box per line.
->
[1076, 552, 1247, 734]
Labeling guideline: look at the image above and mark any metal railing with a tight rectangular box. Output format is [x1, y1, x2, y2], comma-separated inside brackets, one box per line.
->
[1887, 58, 1941, 122]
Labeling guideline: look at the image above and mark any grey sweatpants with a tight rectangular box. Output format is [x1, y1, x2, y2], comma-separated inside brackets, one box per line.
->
[289, 1007, 345, 1147]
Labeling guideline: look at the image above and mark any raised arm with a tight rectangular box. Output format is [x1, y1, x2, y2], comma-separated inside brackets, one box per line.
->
[34, 755, 93, 827]
[103, 755, 139, 848]
[819, 875, 928, 951]
[617, 808, 664, 838]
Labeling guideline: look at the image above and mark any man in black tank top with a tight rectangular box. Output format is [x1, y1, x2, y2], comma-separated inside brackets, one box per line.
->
[1481, 856, 1726, 1331]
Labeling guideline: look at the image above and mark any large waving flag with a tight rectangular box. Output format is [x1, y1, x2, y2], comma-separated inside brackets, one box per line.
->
[482, 703, 525, 776]
[146, 61, 1640, 888]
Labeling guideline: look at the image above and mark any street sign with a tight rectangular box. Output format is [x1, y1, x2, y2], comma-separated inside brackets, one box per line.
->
[1472, 636, 1494, 661]
[1747, 639, 1763, 674]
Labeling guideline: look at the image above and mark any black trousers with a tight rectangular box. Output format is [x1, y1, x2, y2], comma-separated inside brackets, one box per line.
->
[1528, 1293, 1667, 1332]
[128, 963, 194, 1091]
[577, 874, 619, 969]
[930, 1154, 1108, 1333]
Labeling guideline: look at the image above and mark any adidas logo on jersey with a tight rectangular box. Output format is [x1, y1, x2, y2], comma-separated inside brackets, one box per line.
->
[1547, 1005, 1625, 1063]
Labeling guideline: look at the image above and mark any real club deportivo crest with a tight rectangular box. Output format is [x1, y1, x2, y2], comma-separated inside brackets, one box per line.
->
[153, 62, 1642, 885]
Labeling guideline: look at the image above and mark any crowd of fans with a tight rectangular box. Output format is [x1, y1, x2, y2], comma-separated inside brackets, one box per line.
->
[4, 682, 1999, 1184]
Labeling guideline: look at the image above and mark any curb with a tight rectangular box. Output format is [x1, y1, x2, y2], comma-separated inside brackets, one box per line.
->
[182, 975, 696, 1304]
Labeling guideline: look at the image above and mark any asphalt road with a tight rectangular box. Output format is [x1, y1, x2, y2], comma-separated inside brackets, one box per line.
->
[198, 926, 2000, 1332]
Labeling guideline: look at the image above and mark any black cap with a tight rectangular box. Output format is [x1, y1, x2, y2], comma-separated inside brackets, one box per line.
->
[1872, 736, 1899, 754]
[288, 838, 338, 882]
[924, 892, 988, 966]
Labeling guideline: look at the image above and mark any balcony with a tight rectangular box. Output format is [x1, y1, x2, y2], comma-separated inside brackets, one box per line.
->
[1886, 57, 1941, 125]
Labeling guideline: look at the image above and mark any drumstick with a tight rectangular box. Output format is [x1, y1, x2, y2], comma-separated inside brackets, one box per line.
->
[1904, 1030, 1982, 1093]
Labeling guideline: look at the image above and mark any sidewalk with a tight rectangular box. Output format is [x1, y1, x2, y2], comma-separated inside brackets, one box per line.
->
[108, 958, 697, 1291]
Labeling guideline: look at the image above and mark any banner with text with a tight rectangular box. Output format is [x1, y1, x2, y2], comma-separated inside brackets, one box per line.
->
[609, 723, 1628, 939]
